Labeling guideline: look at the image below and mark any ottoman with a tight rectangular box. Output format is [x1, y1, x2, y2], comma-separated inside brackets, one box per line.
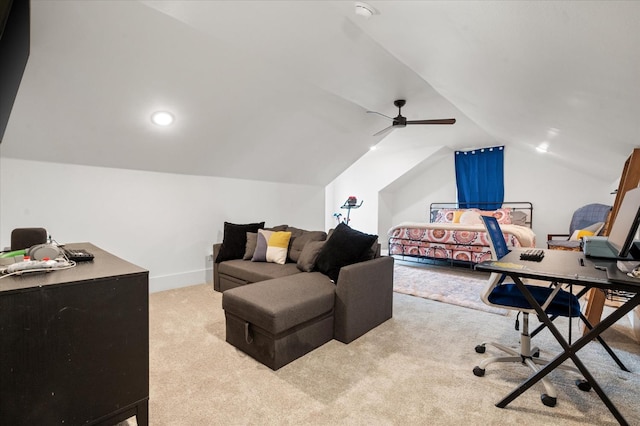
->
[222, 272, 335, 370]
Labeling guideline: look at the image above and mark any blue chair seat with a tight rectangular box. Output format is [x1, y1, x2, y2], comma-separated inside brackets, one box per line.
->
[488, 284, 581, 317]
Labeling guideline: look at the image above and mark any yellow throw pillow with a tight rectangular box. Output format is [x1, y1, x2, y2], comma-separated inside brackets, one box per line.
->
[570, 229, 596, 241]
[452, 210, 465, 223]
[267, 231, 291, 262]
[576, 230, 595, 240]
[251, 230, 292, 264]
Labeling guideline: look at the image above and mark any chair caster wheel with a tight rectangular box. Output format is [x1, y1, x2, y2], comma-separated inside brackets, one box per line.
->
[475, 345, 486, 354]
[541, 394, 557, 407]
[473, 366, 485, 377]
[576, 379, 591, 392]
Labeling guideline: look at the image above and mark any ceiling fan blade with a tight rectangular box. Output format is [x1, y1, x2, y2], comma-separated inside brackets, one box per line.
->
[406, 118, 456, 125]
[366, 110, 394, 120]
[373, 124, 396, 136]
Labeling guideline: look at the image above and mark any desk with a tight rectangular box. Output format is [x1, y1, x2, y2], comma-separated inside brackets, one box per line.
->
[0, 243, 149, 426]
[476, 248, 640, 426]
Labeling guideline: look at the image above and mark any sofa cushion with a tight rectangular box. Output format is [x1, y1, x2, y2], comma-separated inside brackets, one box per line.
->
[252, 230, 292, 264]
[286, 227, 327, 262]
[222, 272, 334, 335]
[215, 221, 265, 263]
[314, 223, 378, 282]
[218, 259, 301, 283]
[297, 240, 326, 272]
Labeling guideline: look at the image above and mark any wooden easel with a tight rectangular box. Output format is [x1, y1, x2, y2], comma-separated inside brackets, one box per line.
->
[583, 148, 640, 334]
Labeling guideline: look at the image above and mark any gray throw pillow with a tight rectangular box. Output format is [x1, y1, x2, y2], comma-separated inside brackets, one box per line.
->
[510, 210, 528, 226]
[287, 229, 327, 262]
[243, 232, 258, 260]
[296, 240, 326, 272]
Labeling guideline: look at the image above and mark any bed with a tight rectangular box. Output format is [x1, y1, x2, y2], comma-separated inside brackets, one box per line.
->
[388, 202, 536, 265]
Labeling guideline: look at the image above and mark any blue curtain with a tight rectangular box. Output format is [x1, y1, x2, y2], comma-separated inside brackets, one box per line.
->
[455, 146, 504, 210]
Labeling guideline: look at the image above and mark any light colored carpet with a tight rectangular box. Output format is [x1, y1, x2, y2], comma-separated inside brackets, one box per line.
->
[393, 262, 508, 315]
[127, 282, 640, 425]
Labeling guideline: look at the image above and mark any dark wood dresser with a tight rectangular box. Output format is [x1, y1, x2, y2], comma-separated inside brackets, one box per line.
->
[0, 243, 149, 425]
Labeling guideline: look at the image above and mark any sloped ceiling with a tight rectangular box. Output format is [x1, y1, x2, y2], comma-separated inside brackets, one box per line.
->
[2, 1, 639, 186]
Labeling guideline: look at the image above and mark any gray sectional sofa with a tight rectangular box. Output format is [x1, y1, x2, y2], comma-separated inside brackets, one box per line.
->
[213, 223, 394, 370]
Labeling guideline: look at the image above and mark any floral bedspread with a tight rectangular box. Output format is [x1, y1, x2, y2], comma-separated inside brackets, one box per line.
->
[387, 223, 536, 264]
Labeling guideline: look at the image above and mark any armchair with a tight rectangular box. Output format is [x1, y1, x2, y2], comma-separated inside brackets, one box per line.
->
[547, 203, 611, 251]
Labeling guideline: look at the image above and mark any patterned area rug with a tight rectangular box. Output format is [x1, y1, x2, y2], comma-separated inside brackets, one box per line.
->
[393, 263, 509, 315]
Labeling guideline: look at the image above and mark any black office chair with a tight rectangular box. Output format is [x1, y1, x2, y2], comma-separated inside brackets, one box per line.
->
[473, 216, 589, 407]
[10, 227, 48, 251]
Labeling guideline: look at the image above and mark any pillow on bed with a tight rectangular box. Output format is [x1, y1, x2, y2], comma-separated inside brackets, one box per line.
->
[434, 209, 456, 223]
[452, 210, 465, 223]
[510, 210, 528, 226]
[436, 208, 481, 223]
[478, 208, 513, 224]
[459, 210, 483, 225]
[493, 208, 513, 224]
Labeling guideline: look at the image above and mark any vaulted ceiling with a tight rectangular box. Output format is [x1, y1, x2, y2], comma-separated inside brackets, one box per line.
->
[2, 1, 639, 186]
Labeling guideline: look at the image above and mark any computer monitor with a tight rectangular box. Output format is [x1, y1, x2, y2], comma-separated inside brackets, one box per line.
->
[607, 187, 640, 258]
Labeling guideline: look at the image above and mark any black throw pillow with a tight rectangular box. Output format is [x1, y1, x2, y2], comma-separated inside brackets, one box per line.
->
[314, 223, 378, 282]
[215, 221, 265, 263]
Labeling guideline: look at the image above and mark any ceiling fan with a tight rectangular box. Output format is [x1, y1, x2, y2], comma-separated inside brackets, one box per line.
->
[367, 99, 456, 136]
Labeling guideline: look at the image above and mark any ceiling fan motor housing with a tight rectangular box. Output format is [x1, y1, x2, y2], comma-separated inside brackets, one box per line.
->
[393, 99, 407, 126]
[393, 115, 407, 127]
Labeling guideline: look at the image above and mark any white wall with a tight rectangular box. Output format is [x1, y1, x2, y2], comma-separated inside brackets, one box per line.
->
[382, 144, 618, 247]
[326, 140, 618, 248]
[503, 146, 617, 241]
[381, 147, 457, 235]
[324, 131, 445, 234]
[2, 143, 620, 294]
[0, 158, 325, 292]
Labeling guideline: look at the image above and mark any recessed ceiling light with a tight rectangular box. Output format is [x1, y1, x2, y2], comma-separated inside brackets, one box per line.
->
[369, 146, 377, 151]
[151, 111, 174, 126]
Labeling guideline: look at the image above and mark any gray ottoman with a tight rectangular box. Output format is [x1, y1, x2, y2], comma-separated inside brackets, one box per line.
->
[222, 272, 335, 370]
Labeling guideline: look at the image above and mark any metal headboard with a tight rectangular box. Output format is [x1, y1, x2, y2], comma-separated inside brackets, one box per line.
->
[429, 201, 533, 228]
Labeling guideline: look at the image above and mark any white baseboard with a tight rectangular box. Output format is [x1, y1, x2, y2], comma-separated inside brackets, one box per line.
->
[150, 268, 213, 293]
